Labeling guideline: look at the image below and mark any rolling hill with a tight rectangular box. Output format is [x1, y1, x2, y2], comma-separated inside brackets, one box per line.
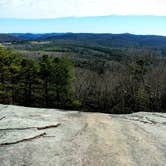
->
[10, 33, 166, 49]
[0, 34, 19, 42]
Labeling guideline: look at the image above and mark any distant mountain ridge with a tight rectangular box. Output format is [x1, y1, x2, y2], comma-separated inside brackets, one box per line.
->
[1, 33, 166, 49]
[0, 34, 19, 42]
[10, 33, 66, 40]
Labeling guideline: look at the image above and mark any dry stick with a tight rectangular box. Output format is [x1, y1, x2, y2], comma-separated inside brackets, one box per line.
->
[0, 123, 61, 131]
[145, 118, 157, 125]
[0, 127, 36, 131]
[0, 132, 46, 146]
[0, 116, 5, 121]
[43, 135, 56, 138]
[37, 123, 61, 130]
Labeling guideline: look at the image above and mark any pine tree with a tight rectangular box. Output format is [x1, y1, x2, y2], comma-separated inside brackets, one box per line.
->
[19, 58, 39, 106]
[52, 57, 75, 108]
[39, 55, 54, 107]
[0, 48, 21, 104]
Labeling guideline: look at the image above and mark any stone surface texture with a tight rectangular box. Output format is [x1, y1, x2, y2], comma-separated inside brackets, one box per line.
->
[0, 105, 166, 166]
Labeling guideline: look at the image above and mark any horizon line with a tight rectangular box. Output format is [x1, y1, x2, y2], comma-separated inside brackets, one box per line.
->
[1, 32, 166, 37]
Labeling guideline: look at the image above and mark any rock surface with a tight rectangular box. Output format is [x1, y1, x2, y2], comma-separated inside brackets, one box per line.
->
[0, 104, 166, 166]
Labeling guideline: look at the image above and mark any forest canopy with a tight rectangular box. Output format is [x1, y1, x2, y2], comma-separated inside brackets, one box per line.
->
[0, 47, 78, 109]
[0, 40, 166, 113]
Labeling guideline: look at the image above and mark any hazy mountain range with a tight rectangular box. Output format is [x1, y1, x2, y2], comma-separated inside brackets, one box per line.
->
[0, 33, 166, 50]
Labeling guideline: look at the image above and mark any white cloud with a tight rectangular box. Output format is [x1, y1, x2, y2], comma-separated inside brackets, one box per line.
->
[0, 0, 166, 18]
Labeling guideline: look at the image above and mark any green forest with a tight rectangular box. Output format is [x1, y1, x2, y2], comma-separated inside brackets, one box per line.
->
[0, 33, 166, 113]
[0, 47, 79, 109]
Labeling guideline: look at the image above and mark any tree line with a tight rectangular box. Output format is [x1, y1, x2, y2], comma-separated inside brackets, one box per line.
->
[0, 47, 166, 113]
[0, 47, 79, 109]
[75, 50, 166, 113]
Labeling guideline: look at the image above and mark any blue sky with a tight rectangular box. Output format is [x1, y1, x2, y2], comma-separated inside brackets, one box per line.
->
[0, 16, 166, 35]
[0, 0, 166, 35]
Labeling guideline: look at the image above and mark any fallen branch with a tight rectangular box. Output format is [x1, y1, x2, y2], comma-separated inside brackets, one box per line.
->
[0, 132, 46, 146]
[37, 123, 61, 130]
[0, 116, 5, 121]
[0, 127, 35, 131]
[152, 114, 166, 119]
[43, 135, 56, 138]
[0, 123, 61, 131]
[145, 117, 157, 125]
[122, 117, 152, 124]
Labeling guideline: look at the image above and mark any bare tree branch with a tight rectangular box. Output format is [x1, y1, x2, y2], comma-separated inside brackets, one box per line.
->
[0, 116, 5, 121]
[0, 123, 61, 131]
[37, 123, 61, 130]
[0, 132, 46, 146]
